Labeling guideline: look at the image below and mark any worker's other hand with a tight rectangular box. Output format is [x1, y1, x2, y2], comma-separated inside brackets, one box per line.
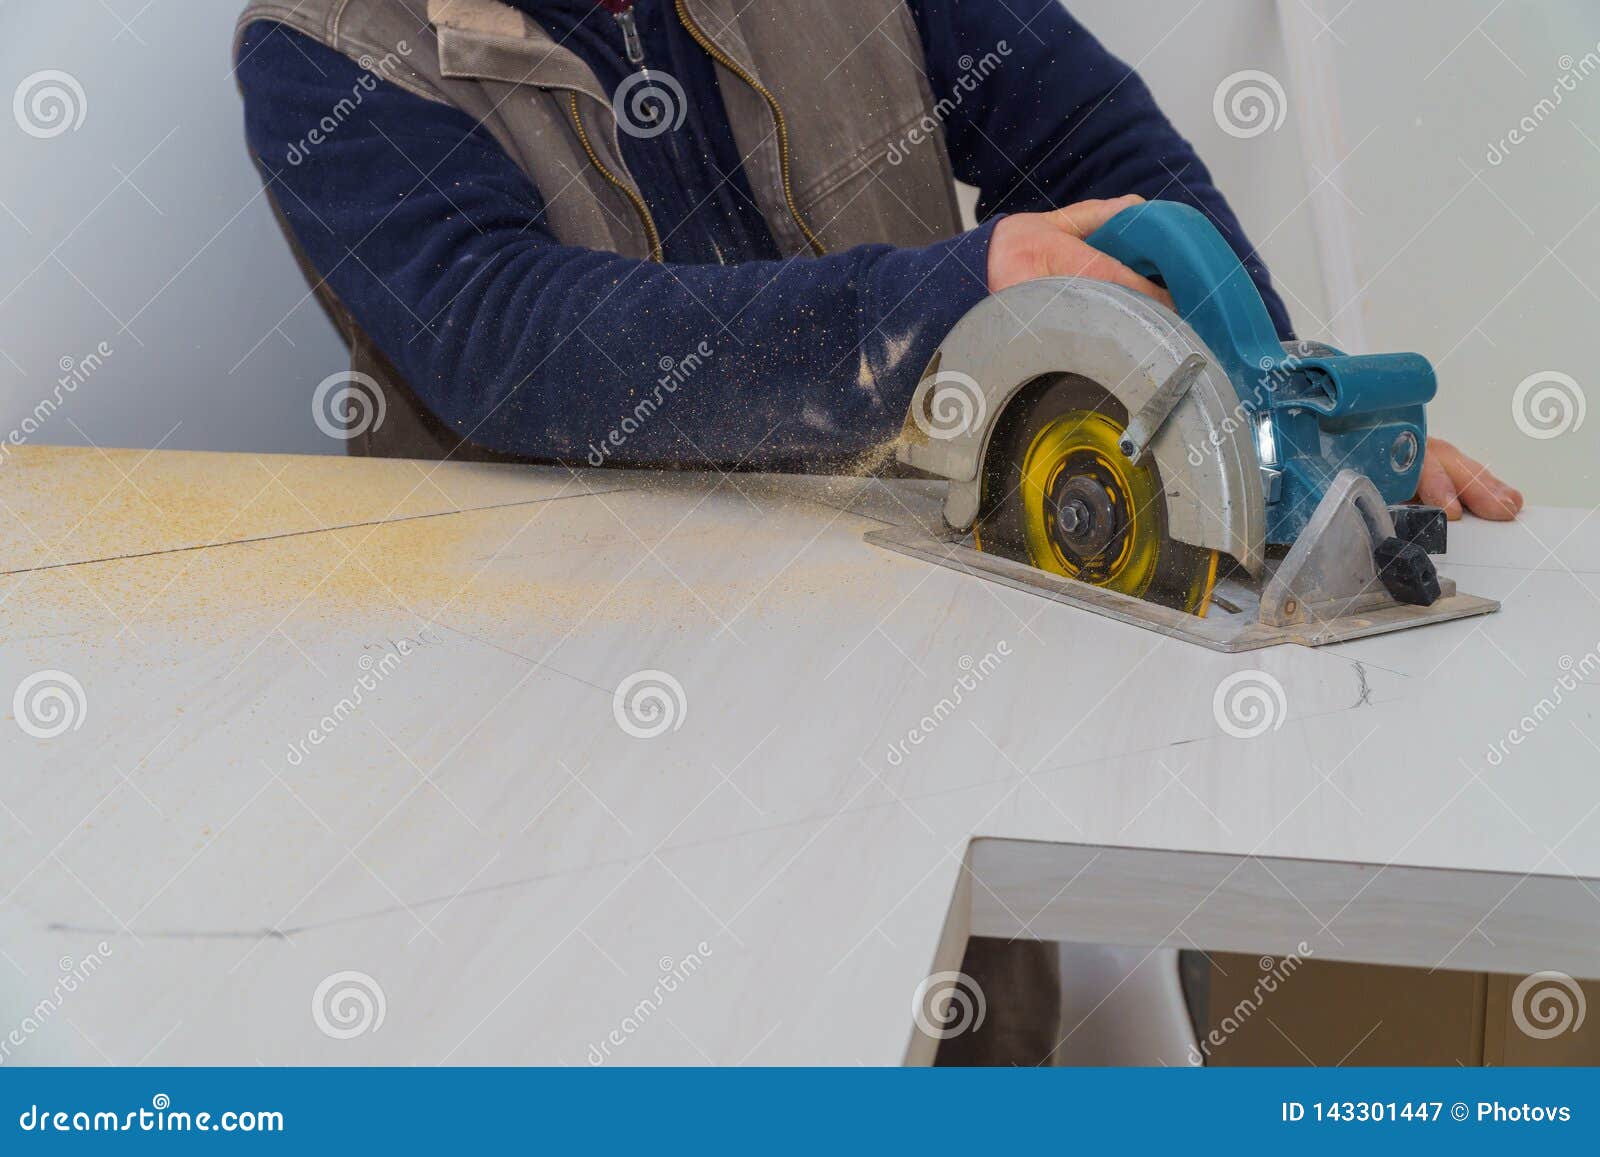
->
[1415, 437, 1523, 521]
[987, 195, 1175, 307]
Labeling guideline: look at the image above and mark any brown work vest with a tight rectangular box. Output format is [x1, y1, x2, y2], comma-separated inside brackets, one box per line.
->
[235, 0, 965, 461]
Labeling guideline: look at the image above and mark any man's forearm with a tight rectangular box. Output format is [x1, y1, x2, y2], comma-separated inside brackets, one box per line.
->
[345, 227, 1000, 468]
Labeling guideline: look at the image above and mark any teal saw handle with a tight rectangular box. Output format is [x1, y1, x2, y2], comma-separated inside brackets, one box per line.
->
[1084, 200, 1434, 416]
[1084, 200, 1284, 390]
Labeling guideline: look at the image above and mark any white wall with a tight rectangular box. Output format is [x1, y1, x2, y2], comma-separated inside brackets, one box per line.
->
[3, 1, 1596, 503]
[1317, 0, 1600, 507]
[0, 0, 346, 457]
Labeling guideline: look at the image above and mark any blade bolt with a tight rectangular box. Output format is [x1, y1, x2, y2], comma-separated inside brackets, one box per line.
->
[1058, 498, 1091, 536]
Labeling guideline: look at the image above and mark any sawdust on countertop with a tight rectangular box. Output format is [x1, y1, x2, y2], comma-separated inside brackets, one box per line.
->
[0, 444, 559, 575]
[2, 474, 896, 646]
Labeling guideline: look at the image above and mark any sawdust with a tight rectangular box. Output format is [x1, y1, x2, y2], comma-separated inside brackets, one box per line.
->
[1, 472, 892, 647]
[0, 445, 555, 575]
[837, 436, 903, 478]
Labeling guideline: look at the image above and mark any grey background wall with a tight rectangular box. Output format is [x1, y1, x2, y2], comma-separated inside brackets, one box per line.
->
[0, 0, 346, 457]
[2, 1, 1597, 502]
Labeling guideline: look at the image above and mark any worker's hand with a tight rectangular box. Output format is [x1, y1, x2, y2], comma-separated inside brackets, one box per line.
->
[1415, 436, 1523, 521]
[987, 195, 1175, 307]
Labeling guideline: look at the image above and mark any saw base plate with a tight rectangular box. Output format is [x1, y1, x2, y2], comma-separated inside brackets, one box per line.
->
[864, 522, 1500, 653]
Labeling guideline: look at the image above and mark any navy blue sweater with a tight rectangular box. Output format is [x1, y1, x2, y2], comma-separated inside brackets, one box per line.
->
[237, 0, 1292, 467]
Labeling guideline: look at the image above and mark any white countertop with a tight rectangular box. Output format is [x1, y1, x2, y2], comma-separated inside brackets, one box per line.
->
[1, 446, 1596, 1065]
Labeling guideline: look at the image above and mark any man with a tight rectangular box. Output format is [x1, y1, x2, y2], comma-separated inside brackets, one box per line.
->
[234, 0, 1517, 517]
[234, 0, 1520, 1061]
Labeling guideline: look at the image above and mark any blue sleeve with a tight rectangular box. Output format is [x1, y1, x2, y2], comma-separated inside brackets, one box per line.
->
[235, 21, 996, 467]
[909, 0, 1295, 340]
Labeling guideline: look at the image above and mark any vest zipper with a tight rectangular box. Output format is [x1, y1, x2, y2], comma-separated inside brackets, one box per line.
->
[614, 6, 646, 66]
[566, 91, 664, 262]
[672, 0, 827, 257]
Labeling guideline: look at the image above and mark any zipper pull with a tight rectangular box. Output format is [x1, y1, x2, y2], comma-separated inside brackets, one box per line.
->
[615, 7, 646, 67]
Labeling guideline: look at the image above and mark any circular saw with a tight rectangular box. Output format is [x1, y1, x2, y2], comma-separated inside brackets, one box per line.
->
[873, 200, 1499, 651]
